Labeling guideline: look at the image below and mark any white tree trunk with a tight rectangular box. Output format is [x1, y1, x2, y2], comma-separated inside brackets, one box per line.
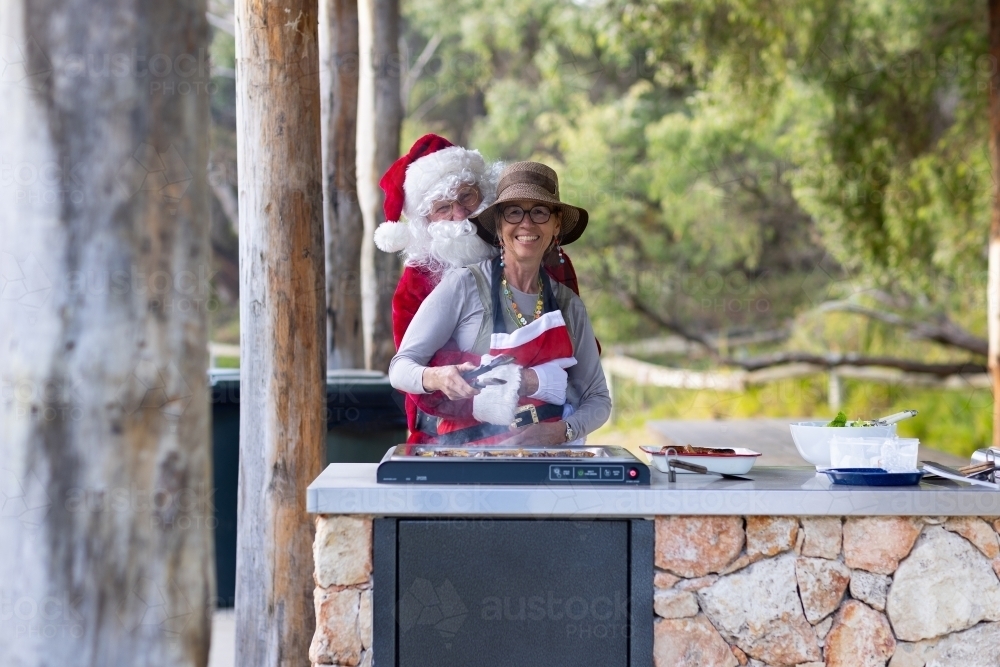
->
[0, 1, 213, 665]
[320, 0, 365, 369]
[369, 0, 402, 372]
[356, 0, 379, 368]
[233, 0, 327, 664]
[356, 0, 401, 371]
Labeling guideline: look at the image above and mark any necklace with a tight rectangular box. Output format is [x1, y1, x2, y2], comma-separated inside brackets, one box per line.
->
[502, 274, 544, 328]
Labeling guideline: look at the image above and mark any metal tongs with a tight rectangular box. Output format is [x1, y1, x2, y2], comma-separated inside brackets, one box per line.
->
[462, 354, 515, 389]
[665, 456, 751, 482]
[849, 410, 919, 427]
[921, 451, 1000, 489]
[875, 409, 918, 426]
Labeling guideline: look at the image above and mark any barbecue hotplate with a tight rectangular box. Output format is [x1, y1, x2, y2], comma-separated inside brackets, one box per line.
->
[376, 445, 650, 485]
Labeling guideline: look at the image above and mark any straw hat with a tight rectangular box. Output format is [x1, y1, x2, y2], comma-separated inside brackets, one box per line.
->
[473, 162, 588, 245]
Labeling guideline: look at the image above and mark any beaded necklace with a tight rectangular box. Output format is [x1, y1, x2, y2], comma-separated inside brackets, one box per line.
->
[501, 273, 544, 328]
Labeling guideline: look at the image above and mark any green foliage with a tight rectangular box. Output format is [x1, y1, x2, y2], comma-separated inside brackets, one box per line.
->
[614, 0, 991, 319]
[398, 0, 993, 443]
[607, 376, 991, 457]
[402, 0, 991, 337]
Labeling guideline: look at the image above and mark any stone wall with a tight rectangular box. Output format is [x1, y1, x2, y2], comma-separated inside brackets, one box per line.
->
[309, 515, 1000, 667]
[654, 516, 1000, 667]
[310, 516, 373, 667]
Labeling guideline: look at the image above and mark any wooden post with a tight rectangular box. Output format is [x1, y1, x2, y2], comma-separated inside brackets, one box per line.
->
[369, 0, 403, 371]
[990, 0, 1000, 447]
[0, 0, 213, 665]
[320, 0, 365, 369]
[234, 0, 327, 665]
[357, 0, 402, 371]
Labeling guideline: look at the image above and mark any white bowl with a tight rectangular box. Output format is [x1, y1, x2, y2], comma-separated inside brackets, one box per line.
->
[788, 421, 897, 468]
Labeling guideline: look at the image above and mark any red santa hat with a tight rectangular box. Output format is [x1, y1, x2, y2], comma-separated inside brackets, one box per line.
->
[374, 133, 492, 253]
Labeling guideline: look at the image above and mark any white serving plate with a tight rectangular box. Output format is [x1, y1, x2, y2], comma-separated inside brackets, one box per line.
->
[640, 446, 762, 475]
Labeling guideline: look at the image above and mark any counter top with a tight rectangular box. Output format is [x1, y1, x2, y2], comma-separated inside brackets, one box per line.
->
[307, 464, 1000, 518]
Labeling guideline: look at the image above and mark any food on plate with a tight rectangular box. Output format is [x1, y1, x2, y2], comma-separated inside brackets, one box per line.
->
[825, 411, 878, 427]
[826, 412, 848, 427]
[651, 445, 737, 456]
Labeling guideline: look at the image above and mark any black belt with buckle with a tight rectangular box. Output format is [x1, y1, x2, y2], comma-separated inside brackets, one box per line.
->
[510, 403, 563, 428]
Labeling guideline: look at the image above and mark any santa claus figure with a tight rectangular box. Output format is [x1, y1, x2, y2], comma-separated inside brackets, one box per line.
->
[375, 134, 583, 441]
[374, 134, 501, 342]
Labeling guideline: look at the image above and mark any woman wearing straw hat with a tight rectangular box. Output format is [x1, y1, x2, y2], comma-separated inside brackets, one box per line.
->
[388, 161, 610, 445]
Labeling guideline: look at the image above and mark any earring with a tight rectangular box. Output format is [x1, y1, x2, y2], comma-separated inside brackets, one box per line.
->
[499, 240, 505, 267]
[556, 237, 565, 264]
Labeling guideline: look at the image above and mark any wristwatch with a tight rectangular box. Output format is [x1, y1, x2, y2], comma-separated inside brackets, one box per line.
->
[564, 421, 575, 442]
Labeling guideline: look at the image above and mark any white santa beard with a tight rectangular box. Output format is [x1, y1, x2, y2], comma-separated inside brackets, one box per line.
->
[404, 218, 496, 273]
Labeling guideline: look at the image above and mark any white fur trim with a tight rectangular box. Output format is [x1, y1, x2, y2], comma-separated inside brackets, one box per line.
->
[490, 311, 567, 351]
[472, 364, 522, 426]
[528, 359, 574, 405]
[374, 221, 410, 253]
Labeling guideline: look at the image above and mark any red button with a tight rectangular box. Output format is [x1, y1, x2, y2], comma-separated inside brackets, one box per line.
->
[628, 468, 639, 479]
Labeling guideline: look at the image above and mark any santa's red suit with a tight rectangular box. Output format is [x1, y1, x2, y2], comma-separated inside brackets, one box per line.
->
[375, 134, 587, 442]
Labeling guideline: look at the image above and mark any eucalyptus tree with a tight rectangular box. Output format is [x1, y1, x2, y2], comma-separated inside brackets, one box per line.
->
[0, 0, 214, 664]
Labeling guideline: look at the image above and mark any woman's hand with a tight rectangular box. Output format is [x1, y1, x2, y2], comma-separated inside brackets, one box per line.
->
[421, 362, 480, 400]
[502, 420, 568, 446]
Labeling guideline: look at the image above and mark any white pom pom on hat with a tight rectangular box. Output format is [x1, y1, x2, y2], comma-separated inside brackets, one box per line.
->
[373, 220, 411, 253]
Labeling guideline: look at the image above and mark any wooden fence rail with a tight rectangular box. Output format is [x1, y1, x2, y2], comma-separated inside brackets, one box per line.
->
[601, 353, 991, 415]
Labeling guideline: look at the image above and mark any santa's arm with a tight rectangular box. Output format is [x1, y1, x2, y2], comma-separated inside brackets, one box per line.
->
[392, 266, 437, 349]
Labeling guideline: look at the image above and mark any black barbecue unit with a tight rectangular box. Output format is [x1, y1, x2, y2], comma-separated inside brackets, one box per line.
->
[376, 445, 650, 485]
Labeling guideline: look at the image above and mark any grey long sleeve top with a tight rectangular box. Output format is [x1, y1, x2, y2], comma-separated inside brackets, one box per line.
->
[388, 259, 611, 439]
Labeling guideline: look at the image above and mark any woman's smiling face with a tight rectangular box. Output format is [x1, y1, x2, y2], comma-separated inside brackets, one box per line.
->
[499, 199, 561, 266]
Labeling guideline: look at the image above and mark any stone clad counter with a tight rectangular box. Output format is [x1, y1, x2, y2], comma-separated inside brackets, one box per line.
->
[308, 464, 1000, 517]
[307, 464, 1000, 667]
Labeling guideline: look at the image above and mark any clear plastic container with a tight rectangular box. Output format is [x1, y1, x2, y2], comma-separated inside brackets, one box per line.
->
[829, 436, 919, 472]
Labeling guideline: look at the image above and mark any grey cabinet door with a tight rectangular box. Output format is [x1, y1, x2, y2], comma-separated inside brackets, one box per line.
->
[393, 519, 630, 667]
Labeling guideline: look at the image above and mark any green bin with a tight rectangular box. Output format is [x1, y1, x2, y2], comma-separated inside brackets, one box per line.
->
[210, 369, 407, 606]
